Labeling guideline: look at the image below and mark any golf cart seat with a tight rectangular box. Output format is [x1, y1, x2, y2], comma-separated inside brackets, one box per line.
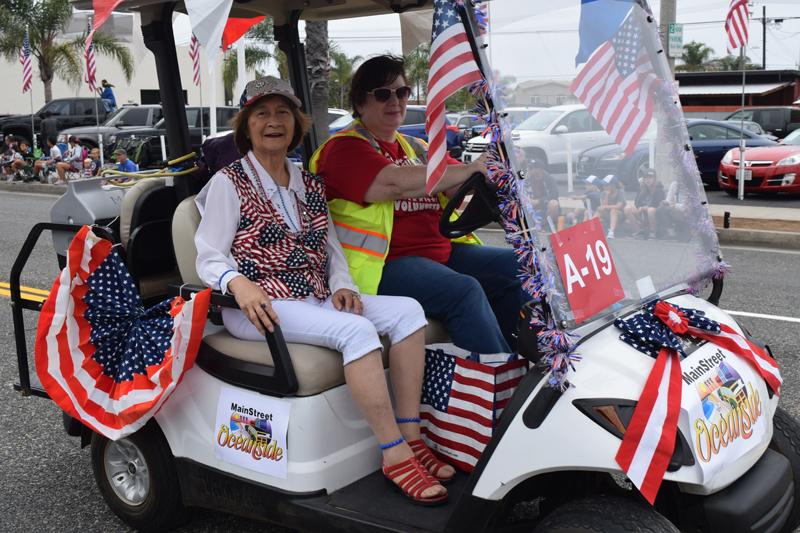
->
[172, 195, 449, 396]
[119, 177, 181, 300]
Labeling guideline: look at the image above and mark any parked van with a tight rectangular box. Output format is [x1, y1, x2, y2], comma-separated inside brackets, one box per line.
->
[725, 106, 800, 139]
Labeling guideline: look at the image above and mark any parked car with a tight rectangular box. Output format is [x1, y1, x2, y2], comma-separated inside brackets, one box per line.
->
[112, 106, 238, 168]
[723, 119, 779, 142]
[577, 119, 777, 189]
[327, 108, 349, 125]
[718, 128, 800, 195]
[0, 97, 112, 147]
[462, 104, 609, 170]
[58, 104, 164, 149]
[724, 106, 800, 139]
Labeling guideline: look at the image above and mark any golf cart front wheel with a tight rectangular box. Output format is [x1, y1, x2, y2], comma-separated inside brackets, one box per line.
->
[91, 421, 187, 531]
[533, 495, 679, 533]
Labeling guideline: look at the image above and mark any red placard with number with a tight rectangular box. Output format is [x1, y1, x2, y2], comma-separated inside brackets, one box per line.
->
[548, 219, 625, 324]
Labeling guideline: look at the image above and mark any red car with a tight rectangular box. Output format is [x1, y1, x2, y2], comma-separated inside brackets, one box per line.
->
[718, 130, 800, 195]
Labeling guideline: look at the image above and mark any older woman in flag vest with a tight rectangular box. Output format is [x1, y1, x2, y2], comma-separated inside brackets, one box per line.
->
[195, 76, 454, 505]
[311, 55, 525, 355]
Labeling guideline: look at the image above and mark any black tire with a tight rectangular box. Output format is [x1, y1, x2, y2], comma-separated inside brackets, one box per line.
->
[769, 407, 800, 533]
[724, 189, 739, 197]
[91, 421, 187, 532]
[533, 495, 679, 533]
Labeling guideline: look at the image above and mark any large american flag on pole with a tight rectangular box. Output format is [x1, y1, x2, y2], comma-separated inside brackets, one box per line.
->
[725, 0, 750, 53]
[569, 3, 657, 156]
[420, 347, 526, 472]
[84, 20, 97, 92]
[424, 0, 483, 194]
[189, 34, 201, 86]
[19, 29, 32, 93]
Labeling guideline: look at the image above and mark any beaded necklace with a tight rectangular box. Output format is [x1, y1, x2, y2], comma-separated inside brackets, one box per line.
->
[244, 154, 308, 234]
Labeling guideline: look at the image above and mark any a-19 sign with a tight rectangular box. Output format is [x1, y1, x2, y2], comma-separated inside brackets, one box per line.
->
[549, 219, 625, 324]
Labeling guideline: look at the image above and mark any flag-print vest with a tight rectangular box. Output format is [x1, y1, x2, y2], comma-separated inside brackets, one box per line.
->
[222, 158, 331, 300]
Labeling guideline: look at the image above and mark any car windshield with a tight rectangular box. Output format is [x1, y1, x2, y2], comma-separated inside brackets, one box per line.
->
[515, 110, 562, 131]
[329, 113, 354, 129]
[783, 130, 800, 145]
[507, 109, 539, 126]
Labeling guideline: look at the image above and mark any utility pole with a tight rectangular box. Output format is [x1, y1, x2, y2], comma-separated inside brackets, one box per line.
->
[762, 5, 767, 69]
[659, 0, 677, 73]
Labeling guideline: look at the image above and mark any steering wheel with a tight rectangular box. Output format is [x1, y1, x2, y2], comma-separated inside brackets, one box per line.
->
[439, 172, 503, 239]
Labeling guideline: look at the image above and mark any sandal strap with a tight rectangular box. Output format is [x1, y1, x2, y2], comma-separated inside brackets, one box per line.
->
[379, 436, 404, 450]
[408, 439, 453, 479]
[383, 456, 441, 500]
[395, 416, 421, 424]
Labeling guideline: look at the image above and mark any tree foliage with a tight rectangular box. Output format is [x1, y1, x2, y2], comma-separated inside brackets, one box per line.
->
[0, 0, 133, 102]
[328, 42, 361, 109]
[406, 42, 430, 104]
[676, 41, 714, 72]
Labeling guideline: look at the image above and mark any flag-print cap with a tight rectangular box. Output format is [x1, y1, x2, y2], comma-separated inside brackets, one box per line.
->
[584, 174, 599, 185]
[241, 76, 302, 109]
[603, 174, 619, 185]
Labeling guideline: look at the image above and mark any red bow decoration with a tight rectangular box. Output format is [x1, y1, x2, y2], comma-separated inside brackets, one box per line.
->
[653, 301, 688, 335]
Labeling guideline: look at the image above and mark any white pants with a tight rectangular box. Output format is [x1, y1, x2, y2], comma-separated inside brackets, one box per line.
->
[222, 294, 427, 365]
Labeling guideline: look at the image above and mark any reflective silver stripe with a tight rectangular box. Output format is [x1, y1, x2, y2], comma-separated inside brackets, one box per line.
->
[334, 223, 388, 256]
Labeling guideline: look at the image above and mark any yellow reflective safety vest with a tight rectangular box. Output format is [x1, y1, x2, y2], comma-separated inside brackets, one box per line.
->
[310, 120, 480, 295]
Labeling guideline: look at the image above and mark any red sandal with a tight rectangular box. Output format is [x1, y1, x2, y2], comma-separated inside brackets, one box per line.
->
[382, 455, 448, 506]
[408, 439, 456, 484]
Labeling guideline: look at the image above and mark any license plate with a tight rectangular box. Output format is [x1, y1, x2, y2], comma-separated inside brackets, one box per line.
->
[462, 153, 473, 163]
[736, 169, 752, 181]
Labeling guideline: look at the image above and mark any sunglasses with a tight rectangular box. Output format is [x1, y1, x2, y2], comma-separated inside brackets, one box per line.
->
[367, 86, 412, 102]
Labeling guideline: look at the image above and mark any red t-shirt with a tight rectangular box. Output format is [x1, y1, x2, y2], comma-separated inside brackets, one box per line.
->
[317, 136, 460, 264]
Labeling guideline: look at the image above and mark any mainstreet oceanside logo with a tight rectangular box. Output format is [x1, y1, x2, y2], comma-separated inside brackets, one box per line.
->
[682, 348, 765, 470]
[214, 386, 291, 478]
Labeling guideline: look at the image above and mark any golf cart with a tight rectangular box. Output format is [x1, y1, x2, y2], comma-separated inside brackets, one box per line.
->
[9, 0, 800, 532]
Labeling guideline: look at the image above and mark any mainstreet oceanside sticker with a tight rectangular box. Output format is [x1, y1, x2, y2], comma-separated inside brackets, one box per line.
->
[681, 345, 768, 483]
[213, 386, 291, 479]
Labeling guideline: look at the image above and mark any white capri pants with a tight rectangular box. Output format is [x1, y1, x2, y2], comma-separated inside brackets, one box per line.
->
[222, 294, 427, 365]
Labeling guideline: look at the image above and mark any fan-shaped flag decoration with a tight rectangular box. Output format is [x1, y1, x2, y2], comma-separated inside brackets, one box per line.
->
[35, 226, 211, 441]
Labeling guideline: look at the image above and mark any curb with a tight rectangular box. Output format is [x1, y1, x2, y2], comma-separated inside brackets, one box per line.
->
[717, 228, 800, 251]
[0, 181, 65, 196]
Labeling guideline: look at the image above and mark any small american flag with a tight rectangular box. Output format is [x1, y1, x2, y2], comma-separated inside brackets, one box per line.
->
[570, 5, 657, 156]
[19, 29, 32, 93]
[725, 0, 750, 53]
[84, 20, 97, 92]
[424, 0, 483, 194]
[420, 347, 526, 472]
[189, 34, 201, 86]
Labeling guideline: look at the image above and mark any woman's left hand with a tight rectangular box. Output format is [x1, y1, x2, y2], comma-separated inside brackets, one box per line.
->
[332, 289, 363, 315]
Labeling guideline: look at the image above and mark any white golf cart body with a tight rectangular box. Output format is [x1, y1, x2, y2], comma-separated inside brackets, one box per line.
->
[8, 1, 795, 532]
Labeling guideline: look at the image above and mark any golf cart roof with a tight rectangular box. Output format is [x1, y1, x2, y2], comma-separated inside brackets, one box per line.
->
[72, 0, 433, 24]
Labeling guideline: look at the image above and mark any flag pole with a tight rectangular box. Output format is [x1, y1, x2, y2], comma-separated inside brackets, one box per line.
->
[26, 25, 37, 152]
[737, 45, 746, 201]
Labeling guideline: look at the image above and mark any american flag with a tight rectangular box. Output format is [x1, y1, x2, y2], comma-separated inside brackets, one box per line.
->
[424, 0, 483, 194]
[569, 5, 657, 156]
[35, 226, 210, 440]
[84, 20, 97, 92]
[189, 34, 201, 86]
[19, 29, 32, 93]
[725, 0, 750, 53]
[420, 347, 526, 472]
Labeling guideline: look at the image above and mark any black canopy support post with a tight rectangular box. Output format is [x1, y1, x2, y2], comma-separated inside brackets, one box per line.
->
[140, 2, 194, 199]
[275, 10, 318, 164]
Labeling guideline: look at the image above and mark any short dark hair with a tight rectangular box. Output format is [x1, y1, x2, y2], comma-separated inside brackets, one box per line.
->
[349, 55, 407, 118]
[47, 136, 57, 145]
[231, 95, 311, 155]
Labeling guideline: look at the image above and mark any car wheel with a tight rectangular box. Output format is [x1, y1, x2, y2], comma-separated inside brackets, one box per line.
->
[724, 189, 738, 197]
[533, 495, 679, 532]
[769, 407, 800, 532]
[91, 421, 187, 531]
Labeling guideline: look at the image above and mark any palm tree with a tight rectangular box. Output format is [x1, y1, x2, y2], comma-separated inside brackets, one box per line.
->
[305, 20, 330, 141]
[677, 41, 714, 72]
[329, 42, 361, 109]
[713, 54, 760, 71]
[406, 42, 430, 104]
[0, 0, 133, 102]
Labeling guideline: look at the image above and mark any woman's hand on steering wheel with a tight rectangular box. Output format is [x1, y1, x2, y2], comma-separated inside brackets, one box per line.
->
[469, 152, 489, 178]
[332, 288, 363, 315]
[228, 275, 280, 334]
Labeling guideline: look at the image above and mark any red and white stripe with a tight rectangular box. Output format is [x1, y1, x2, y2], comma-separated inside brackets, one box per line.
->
[725, 0, 750, 53]
[19, 31, 32, 94]
[424, 22, 483, 194]
[189, 34, 201, 86]
[84, 27, 97, 92]
[615, 348, 682, 505]
[570, 42, 656, 155]
[34, 226, 211, 441]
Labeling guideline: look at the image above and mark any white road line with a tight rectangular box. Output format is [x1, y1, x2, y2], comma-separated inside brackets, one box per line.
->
[721, 245, 800, 256]
[725, 310, 800, 324]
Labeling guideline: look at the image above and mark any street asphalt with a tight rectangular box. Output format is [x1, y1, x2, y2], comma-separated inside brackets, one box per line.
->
[0, 190, 798, 532]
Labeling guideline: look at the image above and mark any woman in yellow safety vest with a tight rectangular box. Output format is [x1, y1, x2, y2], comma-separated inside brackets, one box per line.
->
[312, 55, 525, 355]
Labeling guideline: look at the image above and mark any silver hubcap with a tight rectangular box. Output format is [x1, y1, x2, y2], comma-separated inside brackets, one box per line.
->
[104, 439, 150, 506]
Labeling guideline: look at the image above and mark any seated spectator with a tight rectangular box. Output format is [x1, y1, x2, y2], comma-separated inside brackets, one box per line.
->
[55, 136, 83, 184]
[33, 137, 62, 183]
[83, 147, 102, 177]
[114, 148, 139, 173]
[656, 180, 690, 239]
[1, 135, 18, 180]
[10, 141, 34, 180]
[596, 174, 625, 238]
[624, 168, 665, 239]
[527, 158, 560, 224]
[569, 175, 602, 224]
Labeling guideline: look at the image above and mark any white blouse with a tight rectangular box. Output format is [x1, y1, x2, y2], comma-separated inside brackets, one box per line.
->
[194, 152, 358, 297]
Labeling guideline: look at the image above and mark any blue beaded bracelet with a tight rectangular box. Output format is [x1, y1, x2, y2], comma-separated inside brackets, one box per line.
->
[395, 417, 421, 424]
[379, 437, 405, 450]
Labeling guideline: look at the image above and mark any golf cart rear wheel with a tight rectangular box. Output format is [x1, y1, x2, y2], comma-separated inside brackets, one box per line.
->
[91, 421, 187, 531]
[769, 407, 800, 532]
[533, 495, 679, 532]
